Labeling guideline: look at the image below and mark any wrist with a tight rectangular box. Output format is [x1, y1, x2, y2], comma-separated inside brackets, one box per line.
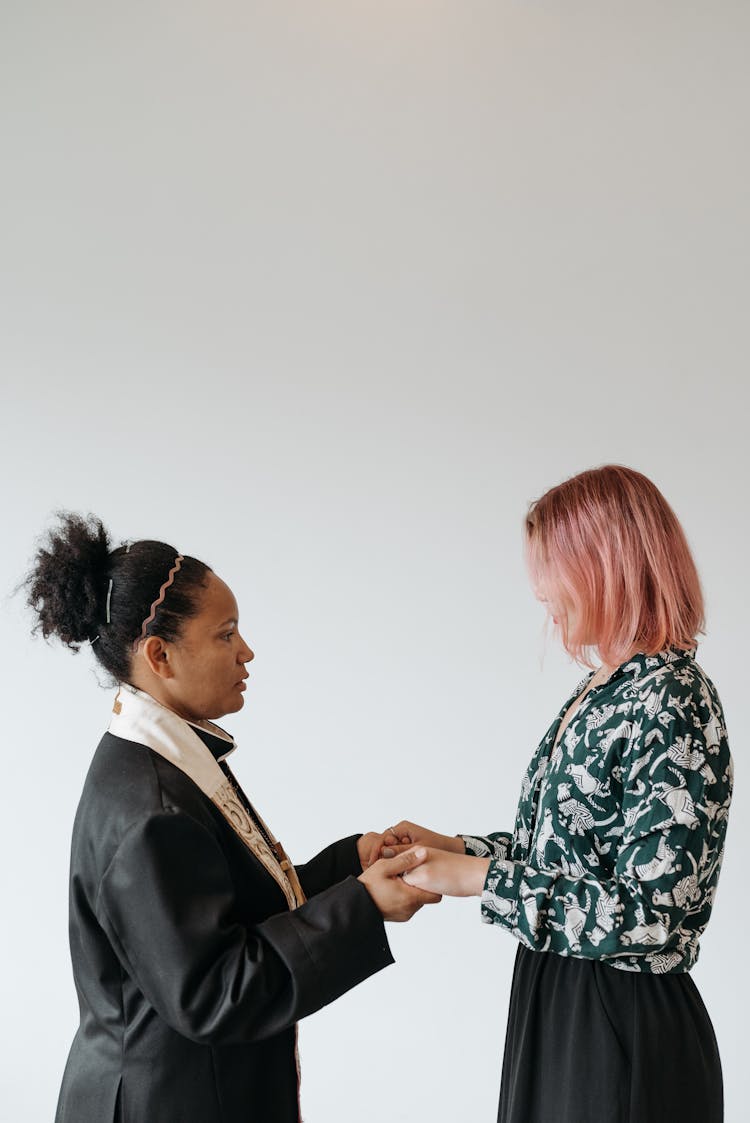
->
[466, 857, 490, 896]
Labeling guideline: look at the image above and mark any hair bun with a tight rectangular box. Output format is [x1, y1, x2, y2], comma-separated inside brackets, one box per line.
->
[26, 512, 112, 647]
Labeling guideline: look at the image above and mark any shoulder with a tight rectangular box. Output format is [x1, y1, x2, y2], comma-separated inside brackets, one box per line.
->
[84, 732, 212, 810]
[619, 652, 723, 724]
[73, 733, 221, 873]
[623, 654, 731, 784]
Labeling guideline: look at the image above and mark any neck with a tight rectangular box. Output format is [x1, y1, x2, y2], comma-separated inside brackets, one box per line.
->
[121, 677, 205, 727]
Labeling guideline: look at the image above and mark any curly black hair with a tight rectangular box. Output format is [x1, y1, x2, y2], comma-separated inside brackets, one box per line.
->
[25, 512, 212, 681]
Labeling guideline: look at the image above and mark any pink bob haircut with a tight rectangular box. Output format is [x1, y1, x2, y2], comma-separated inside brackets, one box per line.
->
[525, 465, 705, 668]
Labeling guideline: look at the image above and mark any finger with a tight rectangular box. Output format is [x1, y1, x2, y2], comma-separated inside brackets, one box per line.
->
[383, 843, 414, 858]
[413, 889, 442, 905]
[401, 870, 441, 903]
[387, 846, 428, 874]
[372, 830, 396, 864]
[399, 887, 442, 918]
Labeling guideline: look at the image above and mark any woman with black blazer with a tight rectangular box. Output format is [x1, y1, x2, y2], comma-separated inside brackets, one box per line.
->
[27, 513, 438, 1123]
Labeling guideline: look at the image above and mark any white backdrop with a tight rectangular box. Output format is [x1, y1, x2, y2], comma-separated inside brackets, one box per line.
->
[1, 3, 748, 1120]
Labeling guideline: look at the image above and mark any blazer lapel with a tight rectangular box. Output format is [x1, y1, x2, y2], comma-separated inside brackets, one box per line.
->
[109, 684, 305, 909]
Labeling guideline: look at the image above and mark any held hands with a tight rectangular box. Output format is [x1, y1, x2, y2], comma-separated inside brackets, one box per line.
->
[357, 822, 464, 871]
[358, 849, 442, 922]
[356, 820, 487, 911]
[400, 848, 490, 898]
[357, 831, 396, 870]
[375, 820, 466, 866]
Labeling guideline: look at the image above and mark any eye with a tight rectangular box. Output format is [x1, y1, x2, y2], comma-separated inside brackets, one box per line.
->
[222, 630, 236, 642]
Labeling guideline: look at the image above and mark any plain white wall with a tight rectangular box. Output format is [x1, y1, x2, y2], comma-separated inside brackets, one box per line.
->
[1, 2, 748, 1119]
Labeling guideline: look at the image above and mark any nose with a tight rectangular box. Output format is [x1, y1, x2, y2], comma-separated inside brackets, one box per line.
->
[237, 633, 254, 663]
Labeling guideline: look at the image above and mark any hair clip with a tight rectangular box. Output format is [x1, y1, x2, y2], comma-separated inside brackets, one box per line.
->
[90, 635, 100, 645]
[105, 578, 114, 624]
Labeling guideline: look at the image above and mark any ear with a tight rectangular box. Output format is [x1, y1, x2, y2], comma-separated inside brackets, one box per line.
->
[139, 635, 175, 679]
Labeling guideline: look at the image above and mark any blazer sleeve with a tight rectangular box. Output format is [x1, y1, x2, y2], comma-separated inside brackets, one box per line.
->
[295, 834, 364, 898]
[95, 810, 393, 1046]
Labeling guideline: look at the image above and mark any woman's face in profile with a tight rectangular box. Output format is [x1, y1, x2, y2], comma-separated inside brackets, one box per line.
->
[531, 569, 583, 643]
[160, 572, 254, 723]
[526, 535, 566, 630]
[531, 569, 564, 628]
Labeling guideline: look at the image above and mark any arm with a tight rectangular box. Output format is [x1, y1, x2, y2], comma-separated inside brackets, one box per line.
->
[461, 832, 513, 860]
[377, 821, 511, 862]
[295, 834, 364, 897]
[96, 811, 394, 1047]
[296, 828, 408, 893]
[480, 701, 731, 962]
[375, 820, 465, 863]
[407, 693, 732, 966]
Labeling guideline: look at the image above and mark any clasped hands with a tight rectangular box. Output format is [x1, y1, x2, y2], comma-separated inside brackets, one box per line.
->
[356, 821, 490, 923]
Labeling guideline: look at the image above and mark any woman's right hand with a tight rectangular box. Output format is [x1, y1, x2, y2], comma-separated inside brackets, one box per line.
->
[379, 821, 465, 860]
[358, 848, 442, 922]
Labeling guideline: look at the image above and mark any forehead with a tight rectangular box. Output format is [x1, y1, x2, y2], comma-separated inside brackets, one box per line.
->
[193, 572, 239, 625]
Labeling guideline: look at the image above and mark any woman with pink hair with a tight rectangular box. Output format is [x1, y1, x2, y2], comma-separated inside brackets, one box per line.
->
[379, 465, 731, 1123]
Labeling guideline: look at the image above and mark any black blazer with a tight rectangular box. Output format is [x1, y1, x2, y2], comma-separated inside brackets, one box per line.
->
[55, 732, 393, 1123]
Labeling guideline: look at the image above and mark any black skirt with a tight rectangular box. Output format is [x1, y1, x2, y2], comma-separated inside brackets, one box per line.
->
[498, 945, 723, 1123]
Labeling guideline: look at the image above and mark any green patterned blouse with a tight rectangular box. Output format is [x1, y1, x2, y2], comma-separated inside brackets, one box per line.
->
[462, 648, 732, 973]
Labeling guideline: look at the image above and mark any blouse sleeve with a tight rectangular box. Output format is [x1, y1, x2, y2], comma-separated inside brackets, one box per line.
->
[461, 832, 513, 860]
[96, 810, 393, 1045]
[479, 691, 732, 965]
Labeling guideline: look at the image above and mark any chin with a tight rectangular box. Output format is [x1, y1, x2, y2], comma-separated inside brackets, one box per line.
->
[199, 700, 240, 722]
[203, 691, 246, 722]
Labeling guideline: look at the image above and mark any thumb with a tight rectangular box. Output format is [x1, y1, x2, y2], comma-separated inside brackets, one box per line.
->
[388, 846, 428, 874]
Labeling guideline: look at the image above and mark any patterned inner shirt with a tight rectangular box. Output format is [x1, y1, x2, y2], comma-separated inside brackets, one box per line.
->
[462, 648, 732, 973]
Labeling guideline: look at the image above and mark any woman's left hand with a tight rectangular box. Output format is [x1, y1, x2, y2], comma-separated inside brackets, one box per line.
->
[400, 847, 490, 897]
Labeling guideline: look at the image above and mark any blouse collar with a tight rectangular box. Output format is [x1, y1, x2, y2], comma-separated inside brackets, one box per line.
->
[580, 645, 697, 696]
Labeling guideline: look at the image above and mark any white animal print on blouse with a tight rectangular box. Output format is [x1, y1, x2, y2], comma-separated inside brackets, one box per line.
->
[463, 649, 732, 973]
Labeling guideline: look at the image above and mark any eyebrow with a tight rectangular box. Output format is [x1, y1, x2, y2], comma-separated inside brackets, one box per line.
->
[216, 617, 238, 628]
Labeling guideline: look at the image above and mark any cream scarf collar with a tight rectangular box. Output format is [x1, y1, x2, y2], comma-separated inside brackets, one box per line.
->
[108, 683, 305, 909]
